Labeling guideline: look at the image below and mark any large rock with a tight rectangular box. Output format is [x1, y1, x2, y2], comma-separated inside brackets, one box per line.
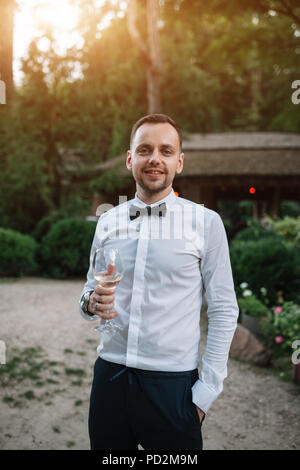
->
[229, 324, 272, 366]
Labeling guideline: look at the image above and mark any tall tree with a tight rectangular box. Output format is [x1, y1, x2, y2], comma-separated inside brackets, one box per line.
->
[127, 0, 162, 113]
[0, 0, 15, 104]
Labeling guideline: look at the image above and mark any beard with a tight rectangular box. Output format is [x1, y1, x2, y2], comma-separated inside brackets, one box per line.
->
[134, 170, 173, 195]
[138, 178, 170, 194]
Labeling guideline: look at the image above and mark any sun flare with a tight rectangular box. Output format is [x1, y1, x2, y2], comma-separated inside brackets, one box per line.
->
[14, 0, 81, 83]
[32, 0, 79, 32]
[14, 0, 126, 85]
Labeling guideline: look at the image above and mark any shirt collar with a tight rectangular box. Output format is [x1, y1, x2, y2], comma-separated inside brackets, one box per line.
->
[133, 188, 177, 209]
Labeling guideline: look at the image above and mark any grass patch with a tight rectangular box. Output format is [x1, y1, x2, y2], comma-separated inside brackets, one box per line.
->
[71, 379, 83, 386]
[74, 399, 83, 406]
[66, 441, 76, 448]
[0, 344, 89, 408]
[35, 381, 45, 387]
[0, 346, 47, 386]
[64, 349, 74, 354]
[47, 378, 60, 384]
[22, 390, 35, 400]
[3, 396, 14, 404]
[12, 400, 23, 408]
[269, 354, 297, 384]
[64, 368, 86, 377]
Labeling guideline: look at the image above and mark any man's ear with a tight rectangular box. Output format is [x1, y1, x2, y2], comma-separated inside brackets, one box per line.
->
[176, 152, 184, 174]
[126, 150, 132, 170]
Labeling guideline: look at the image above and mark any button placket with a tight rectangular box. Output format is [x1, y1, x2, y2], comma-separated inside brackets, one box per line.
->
[126, 215, 150, 368]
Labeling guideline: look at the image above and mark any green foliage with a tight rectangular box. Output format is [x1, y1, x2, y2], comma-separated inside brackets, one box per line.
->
[237, 293, 269, 318]
[263, 215, 300, 246]
[233, 219, 280, 242]
[38, 218, 96, 278]
[0, 228, 38, 277]
[280, 201, 300, 218]
[218, 200, 253, 242]
[1, 0, 299, 245]
[0, 112, 51, 234]
[230, 236, 300, 306]
[89, 168, 132, 194]
[32, 211, 67, 243]
[32, 192, 92, 242]
[260, 301, 300, 354]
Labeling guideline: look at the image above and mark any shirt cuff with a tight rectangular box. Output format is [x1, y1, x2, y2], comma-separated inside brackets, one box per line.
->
[78, 302, 98, 322]
[191, 378, 220, 414]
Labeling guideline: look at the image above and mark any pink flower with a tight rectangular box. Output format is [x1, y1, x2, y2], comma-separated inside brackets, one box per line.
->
[273, 307, 283, 314]
[275, 336, 284, 344]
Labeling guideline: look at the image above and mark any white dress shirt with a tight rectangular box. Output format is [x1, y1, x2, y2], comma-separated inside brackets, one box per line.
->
[79, 188, 239, 413]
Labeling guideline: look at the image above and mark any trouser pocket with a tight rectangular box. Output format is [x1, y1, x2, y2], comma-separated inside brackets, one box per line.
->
[183, 369, 204, 429]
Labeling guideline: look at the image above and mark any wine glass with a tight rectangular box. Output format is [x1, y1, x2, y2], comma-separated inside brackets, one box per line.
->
[92, 247, 124, 334]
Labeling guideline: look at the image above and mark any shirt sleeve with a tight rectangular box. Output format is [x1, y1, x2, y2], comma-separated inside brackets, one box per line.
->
[78, 217, 103, 322]
[192, 211, 239, 414]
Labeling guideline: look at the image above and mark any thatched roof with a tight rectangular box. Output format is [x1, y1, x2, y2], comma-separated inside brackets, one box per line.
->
[66, 132, 300, 179]
[181, 132, 300, 150]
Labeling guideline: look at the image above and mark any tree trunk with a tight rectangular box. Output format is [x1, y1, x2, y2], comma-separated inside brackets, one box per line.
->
[0, 0, 15, 105]
[127, 0, 161, 113]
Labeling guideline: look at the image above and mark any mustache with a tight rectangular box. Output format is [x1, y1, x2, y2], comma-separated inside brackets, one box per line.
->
[143, 167, 166, 173]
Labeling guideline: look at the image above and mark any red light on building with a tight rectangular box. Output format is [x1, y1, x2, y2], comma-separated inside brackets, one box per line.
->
[174, 191, 179, 196]
[249, 187, 256, 194]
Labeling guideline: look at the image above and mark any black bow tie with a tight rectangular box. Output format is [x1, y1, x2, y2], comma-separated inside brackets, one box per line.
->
[129, 202, 167, 221]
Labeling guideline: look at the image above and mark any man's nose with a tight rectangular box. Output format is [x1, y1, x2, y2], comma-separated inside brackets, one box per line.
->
[148, 150, 161, 163]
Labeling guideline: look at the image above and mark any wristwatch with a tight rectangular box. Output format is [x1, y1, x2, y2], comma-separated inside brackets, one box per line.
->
[80, 290, 94, 317]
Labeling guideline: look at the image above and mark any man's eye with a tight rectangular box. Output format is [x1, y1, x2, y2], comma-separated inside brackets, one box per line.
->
[163, 149, 172, 155]
[138, 148, 149, 154]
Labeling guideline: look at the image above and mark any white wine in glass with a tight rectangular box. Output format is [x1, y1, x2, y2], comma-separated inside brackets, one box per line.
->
[92, 248, 124, 334]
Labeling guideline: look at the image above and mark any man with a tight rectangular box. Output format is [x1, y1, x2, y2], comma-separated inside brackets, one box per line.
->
[79, 113, 239, 450]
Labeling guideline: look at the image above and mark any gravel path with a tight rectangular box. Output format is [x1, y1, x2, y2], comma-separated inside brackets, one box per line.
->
[0, 278, 299, 450]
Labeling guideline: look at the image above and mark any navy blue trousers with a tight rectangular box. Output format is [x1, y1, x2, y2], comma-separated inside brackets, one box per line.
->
[88, 356, 204, 450]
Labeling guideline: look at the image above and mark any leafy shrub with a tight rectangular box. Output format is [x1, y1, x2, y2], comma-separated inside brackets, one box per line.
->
[233, 220, 280, 243]
[280, 201, 300, 218]
[0, 228, 38, 277]
[32, 211, 67, 242]
[260, 301, 300, 354]
[0, 141, 51, 234]
[230, 237, 300, 306]
[263, 215, 300, 247]
[31, 193, 92, 242]
[237, 293, 269, 318]
[38, 218, 96, 278]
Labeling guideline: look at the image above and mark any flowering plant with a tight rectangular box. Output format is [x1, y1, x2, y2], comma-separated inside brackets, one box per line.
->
[260, 301, 300, 353]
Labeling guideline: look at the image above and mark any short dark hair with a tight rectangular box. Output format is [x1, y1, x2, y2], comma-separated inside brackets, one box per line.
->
[130, 113, 182, 151]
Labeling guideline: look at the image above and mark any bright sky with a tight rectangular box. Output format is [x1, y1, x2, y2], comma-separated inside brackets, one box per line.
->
[13, 0, 127, 85]
[13, 1, 299, 85]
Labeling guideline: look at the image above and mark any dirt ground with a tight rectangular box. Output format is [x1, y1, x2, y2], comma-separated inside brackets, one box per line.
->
[0, 277, 299, 450]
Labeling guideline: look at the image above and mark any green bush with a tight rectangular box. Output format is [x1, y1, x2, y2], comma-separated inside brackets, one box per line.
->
[263, 215, 300, 247]
[0, 228, 38, 277]
[233, 220, 280, 243]
[260, 301, 300, 354]
[38, 218, 97, 278]
[230, 237, 300, 306]
[280, 201, 300, 218]
[237, 293, 269, 318]
[32, 211, 67, 242]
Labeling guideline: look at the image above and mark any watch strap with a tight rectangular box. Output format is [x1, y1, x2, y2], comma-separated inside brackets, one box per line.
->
[81, 290, 94, 316]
